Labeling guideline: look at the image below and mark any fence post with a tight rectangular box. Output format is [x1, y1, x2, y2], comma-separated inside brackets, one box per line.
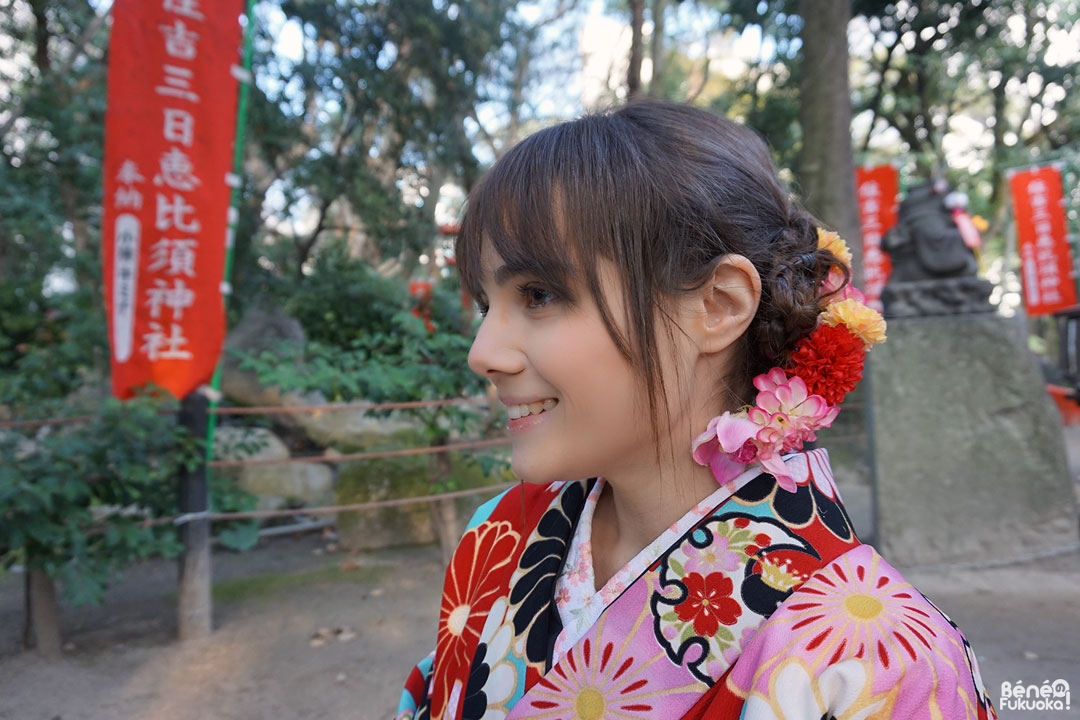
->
[178, 391, 212, 639]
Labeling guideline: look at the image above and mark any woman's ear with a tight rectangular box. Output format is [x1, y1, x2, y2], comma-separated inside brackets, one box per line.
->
[692, 254, 761, 355]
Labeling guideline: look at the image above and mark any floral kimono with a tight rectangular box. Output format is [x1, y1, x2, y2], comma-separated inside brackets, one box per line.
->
[396, 449, 997, 720]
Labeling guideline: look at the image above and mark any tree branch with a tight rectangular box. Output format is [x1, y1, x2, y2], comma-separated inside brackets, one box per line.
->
[0, 1, 114, 144]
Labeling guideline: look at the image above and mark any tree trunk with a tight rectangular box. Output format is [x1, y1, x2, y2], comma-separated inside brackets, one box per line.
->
[29, 568, 62, 658]
[429, 497, 460, 567]
[627, 0, 645, 99]
[22, 572, 32, 649]
[507, 34, 530, 148]
[177, 392, 213, 641]
[797, 0, 863, 284]
[647, 0, 667, 96]
[427, 436, 460, 566]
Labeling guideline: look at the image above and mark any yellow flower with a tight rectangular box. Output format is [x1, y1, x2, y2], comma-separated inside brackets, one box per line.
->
[971, 215, 989, 233]
[817, 228, 852, 267]
[821, 299, 887, 346]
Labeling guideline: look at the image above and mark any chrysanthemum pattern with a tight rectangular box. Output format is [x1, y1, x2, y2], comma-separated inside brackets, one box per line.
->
[729, 544, 994, 719]
[523, 613, 699, 720]
[401, 454, 994, 720]
[732, 452, 856, 548]
[433, 520, 521, 720]
[507, 480, 589, 668]
[461, 599, 520, 720]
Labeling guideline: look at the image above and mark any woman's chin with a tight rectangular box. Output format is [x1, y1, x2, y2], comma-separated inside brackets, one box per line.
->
[510, 459, 559, 486]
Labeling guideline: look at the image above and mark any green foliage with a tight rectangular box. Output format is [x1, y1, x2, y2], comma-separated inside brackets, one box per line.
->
[209, 466, 261, 552]
[230, 0, 516, 295]
[0, 280, 109, 406]
[238, 287, 492, 488]
[0, 396, 202, 606]
[240, 309, 484, 413]
[849, 0, 1080, 240]
[280, 243, 411, 345]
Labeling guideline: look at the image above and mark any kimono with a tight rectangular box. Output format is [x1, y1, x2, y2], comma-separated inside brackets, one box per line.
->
[396, 449, 998, 720]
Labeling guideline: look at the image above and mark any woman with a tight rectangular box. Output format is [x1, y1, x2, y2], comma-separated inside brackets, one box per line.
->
[396, 100, 996, 720]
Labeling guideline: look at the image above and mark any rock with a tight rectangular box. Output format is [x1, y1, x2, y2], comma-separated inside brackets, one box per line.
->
[298, 411, 419, 452]
[0, 430, 38, 460]
[219, 308, 323, 429]
[214, 427, 334, 511]
[335, 439, 508, 551]
[870, 313, 1080, 567]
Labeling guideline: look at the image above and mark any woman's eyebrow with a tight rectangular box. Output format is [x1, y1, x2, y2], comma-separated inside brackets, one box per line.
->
[493, 264, 527, 286]
[494, 264, 518, 287]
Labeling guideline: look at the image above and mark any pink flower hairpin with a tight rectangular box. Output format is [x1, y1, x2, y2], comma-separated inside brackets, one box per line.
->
[693, 229, 886, 491]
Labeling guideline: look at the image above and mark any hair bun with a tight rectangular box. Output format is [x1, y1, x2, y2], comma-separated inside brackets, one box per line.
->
[748, 214, 846, 378]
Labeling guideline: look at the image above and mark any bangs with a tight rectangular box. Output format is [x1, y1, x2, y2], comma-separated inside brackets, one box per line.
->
[456, 114, 649, 308]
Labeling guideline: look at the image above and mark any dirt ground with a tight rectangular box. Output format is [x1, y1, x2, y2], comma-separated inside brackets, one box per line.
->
[3, 528, 1080, 720]
[0, 534, 442, 720]
[4, 426, 1080, 720]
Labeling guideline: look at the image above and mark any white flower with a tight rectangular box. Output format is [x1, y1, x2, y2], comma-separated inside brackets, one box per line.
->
[741, 659, 887, 720]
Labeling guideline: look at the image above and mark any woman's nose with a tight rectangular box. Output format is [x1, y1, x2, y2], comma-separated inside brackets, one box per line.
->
[468, 313, 525, 378]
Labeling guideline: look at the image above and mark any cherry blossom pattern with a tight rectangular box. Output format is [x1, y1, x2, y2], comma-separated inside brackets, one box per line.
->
[651, 515, 811, 683]
[739, 658, 893, 720]
[674, 572, 742, 636]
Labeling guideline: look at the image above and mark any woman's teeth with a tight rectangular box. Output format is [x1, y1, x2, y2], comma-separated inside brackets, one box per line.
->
[506, 398, 557, 419]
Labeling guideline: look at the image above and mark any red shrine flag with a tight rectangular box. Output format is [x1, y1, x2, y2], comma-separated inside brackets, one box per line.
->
[855, 165, 898, 313]
[102, 0, 243, 399]
[1009, 164, 1077, 316]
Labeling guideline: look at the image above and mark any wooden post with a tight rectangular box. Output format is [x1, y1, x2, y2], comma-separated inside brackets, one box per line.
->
[28, 568, 62, 658]
[178, 391, 212, 639]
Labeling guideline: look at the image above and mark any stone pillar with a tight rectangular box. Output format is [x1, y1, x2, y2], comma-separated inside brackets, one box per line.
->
[869, 312, 1080, 567]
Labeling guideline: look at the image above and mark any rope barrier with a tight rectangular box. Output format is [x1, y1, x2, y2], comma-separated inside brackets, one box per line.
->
[209, 397, 487, 416]
[0, 396, 492, 431]
[128, 481, 518, 528]
[4, 395, 863, 430]
[0, 414, 97, 431]
[208, 436, 509, 468]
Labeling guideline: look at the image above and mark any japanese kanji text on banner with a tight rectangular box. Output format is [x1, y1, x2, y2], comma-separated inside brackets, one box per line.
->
[102, 0, 243, 399]
[1009, 164, 1077, 316]
[855, 164, 898, 313]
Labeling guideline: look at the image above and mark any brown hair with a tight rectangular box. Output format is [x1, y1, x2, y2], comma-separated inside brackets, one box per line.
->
[457, 100, 847, 427]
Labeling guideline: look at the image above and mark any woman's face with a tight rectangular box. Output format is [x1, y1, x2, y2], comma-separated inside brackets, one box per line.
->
[467, 242, 696, 485]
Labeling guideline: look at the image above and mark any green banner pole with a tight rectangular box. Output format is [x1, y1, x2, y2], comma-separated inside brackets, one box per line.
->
[204, 0, 257, 471]
[179, 0, 258, 642]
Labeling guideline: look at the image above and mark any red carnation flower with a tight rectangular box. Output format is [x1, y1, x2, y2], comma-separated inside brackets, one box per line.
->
[787, 323, 866, 405]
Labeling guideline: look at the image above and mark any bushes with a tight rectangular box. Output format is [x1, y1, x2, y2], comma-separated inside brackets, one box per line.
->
[0, 397, 201, 606]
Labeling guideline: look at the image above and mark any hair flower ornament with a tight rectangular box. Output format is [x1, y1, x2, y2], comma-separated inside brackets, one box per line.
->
[693, 229, 886, 492]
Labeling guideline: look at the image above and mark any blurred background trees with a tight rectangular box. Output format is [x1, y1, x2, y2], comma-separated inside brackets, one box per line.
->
[1, 0, 1078, 627]
[5, 0, 1076, 371]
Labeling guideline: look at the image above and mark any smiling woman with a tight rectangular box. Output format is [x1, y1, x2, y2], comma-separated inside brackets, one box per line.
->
[395, 100, 997, 720]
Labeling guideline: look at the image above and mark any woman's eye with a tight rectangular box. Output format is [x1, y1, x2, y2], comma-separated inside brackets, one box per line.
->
[521, 284, 556, 309]
[475, 300, 490, 317]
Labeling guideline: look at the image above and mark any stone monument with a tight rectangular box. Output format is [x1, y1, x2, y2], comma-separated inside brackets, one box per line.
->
[870, 180, 1080, 567]
[880, 180, 995, 316]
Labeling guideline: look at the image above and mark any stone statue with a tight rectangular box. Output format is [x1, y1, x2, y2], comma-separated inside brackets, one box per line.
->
[880, 180, 994, 317]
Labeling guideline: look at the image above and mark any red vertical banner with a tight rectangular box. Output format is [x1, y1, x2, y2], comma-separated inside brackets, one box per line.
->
[1009, 165, 1077, 316]
[102, 0, 243, 399]
[855, 165, 898, 312]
